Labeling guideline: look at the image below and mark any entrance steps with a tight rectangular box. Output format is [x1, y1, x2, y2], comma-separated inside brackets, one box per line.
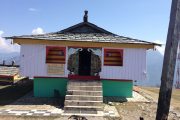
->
[64, 80, 103, 115]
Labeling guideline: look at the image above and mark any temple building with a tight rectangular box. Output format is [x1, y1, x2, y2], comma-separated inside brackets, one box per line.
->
[7, 11, 159, 99]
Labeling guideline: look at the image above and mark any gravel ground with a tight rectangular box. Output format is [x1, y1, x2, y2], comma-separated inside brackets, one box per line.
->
[0, 87, 179, 120]
[115, 102, 179, 120]
[103, 87, 180, 120]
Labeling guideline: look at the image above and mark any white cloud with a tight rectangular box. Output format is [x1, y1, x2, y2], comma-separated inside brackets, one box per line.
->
[0, 31, 4, 36]
[154, 40, 165, 55]
[0, 31, 6, 46]
[32, 27, 44, 35]
[28, 8, 37, 12]
[0, 30, 20, 53]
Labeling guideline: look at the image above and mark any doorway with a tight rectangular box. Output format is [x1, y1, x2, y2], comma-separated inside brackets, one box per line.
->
[78, 49, 91, 76]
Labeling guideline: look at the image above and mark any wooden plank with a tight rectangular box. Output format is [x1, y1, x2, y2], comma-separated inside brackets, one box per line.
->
[104, 64, 122, 66]
[104, 61, 122, 66]
[105, 53, 121, 57]
[156, 0, 180, 120]
[104, 60, 122, 62]
[48, 51, 65, 54]
[46, 57, 65, 61]
[46, 61, 65, 64]
[104, 57, 122, 61]
[47, 64, 65, 75]
[47, 56, 65, 59]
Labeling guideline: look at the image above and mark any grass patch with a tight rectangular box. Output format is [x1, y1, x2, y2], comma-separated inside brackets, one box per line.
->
[141, 87, 160, 93]
[141, 87, 180, 101]
[0, 80, 33, 105]
[172, 89, 180, 101]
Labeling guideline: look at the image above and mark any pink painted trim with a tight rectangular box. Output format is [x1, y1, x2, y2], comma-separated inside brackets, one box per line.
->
[101, 78, 133, 82]
[68, 75, 100, 80]
[34, 76, 68, 79]
[34, 76, 132, 82]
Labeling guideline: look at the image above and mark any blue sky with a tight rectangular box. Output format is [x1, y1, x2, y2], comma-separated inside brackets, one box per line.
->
[0, 0, 171, 53]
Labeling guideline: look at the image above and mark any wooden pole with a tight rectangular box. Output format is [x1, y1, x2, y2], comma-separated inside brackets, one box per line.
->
[156, 0, 180, 120]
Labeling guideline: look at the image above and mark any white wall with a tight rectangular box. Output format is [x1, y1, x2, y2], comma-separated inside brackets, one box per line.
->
[100, 48, 147, 81]
[20, 45, 146, 81]
[20, 44, 68, 78]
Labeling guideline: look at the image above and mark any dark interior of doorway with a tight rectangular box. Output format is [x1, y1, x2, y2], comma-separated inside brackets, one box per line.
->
[78, 49, 91, 76]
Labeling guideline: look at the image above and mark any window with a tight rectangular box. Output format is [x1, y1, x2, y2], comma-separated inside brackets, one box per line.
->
[104, 49, 123, 66]
[46, 46, 66, 64]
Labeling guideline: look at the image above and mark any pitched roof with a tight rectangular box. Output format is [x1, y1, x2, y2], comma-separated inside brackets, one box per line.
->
[59, 22, 113, 34]
[6, 11, 160, 46]
[10, 33, 157, 45]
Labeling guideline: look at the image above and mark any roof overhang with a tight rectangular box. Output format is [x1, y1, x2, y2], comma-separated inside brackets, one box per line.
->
[13, 38, 159, 49]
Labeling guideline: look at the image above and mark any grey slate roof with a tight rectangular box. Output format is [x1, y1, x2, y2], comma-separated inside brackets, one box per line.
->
[7, 21, 160, 46]
[12, 33, 157, 45]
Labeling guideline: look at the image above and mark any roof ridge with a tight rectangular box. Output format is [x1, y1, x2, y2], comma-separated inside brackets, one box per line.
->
[57, 22, 114, 34]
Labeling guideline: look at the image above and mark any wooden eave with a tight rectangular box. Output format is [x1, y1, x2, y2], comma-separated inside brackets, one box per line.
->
[13, 38, 156, 49]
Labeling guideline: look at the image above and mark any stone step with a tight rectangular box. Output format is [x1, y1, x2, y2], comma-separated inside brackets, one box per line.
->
[65, 95, 103, 100]
[65, 100, 102, 106]
[67, 90, 102, 96]
[64, 106, 103, 111]
[68, 81, 102, 86]
[65, 95, 103, 101]
[67, 86, 102, 91]
[64, 80, 103, 115]
[64, 109, 98, 114]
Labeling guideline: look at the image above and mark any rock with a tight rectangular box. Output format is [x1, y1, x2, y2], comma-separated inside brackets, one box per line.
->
[116, 103, 119, 105]
[108, 102, 113, 106]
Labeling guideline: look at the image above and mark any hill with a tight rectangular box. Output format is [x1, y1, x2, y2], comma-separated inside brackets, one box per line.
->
[0, 52, 20, 65]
